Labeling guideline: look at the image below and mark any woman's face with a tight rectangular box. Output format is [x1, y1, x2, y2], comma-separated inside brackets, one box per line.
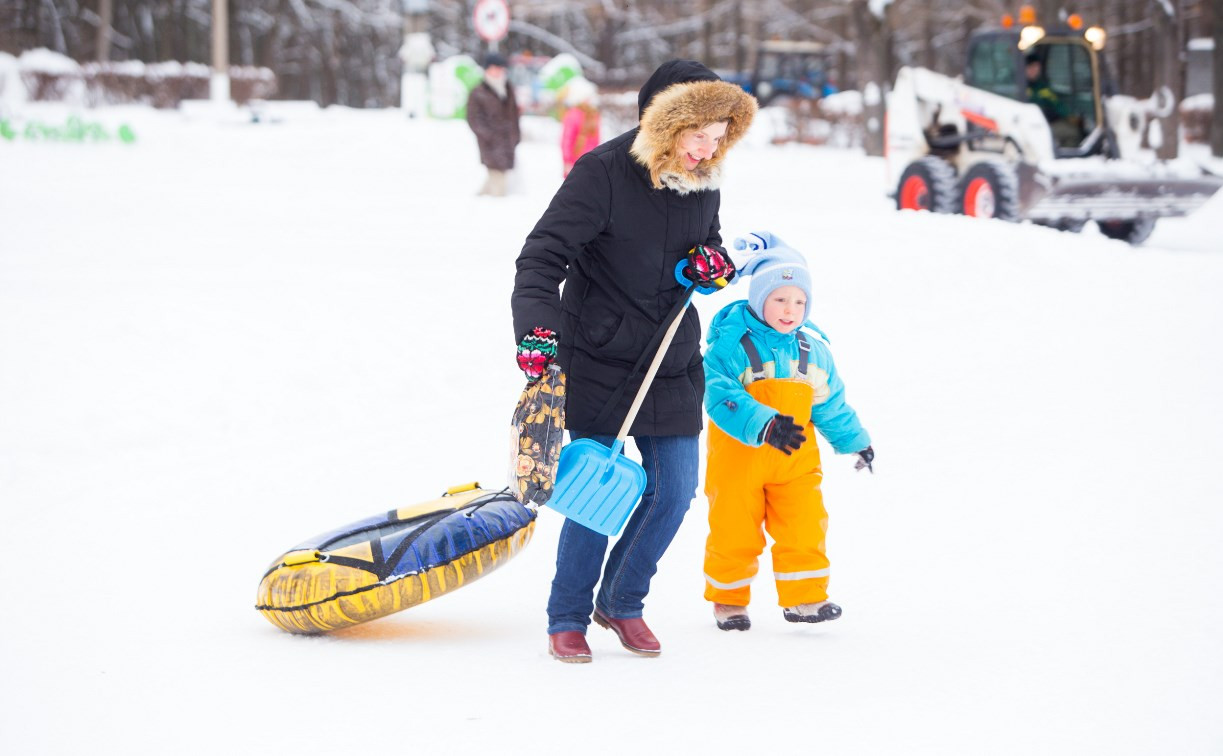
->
[676, 122, 729, 171]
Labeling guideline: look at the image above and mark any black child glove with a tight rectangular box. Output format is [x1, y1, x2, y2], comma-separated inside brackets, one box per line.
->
[854, 446, 875, 473]
[682, 243, 737, 289]
[762, 414, 806, 455]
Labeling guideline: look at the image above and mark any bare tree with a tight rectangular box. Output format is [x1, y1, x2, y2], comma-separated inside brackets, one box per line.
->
[852, 0, 892, 156]
[96, 0, 113, 61]
[1153, 0, 1180, 159]
[1213, 0, 1223, 156]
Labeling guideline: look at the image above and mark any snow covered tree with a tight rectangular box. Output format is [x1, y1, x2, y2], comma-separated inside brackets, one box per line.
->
[0, 0, 1216, 116]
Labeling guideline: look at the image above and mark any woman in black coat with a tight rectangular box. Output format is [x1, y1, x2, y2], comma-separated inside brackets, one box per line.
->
[511, 60, 756, 662]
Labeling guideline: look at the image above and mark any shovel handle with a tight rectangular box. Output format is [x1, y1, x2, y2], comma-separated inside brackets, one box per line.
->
[605, 438, 625, 464]
[613, 289, 695, 444]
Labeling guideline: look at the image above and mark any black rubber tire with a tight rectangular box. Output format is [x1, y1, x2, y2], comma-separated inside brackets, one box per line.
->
[896, 157, 957, 214]
[957, 160, 1020, 221]
[1098, 218, 1156, 245]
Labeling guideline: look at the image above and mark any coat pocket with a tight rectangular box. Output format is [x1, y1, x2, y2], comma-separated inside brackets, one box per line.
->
[584, 310, 623, 351]
[594, 303, 700, 370]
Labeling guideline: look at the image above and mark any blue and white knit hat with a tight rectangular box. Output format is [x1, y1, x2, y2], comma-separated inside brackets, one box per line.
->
[734, 231, 812, 319]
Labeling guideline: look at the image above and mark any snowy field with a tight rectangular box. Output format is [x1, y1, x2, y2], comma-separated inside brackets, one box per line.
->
[3, 101, 1222, 755]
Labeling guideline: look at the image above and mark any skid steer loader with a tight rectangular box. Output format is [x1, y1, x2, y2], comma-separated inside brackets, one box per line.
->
[885, 15, 1222, 244]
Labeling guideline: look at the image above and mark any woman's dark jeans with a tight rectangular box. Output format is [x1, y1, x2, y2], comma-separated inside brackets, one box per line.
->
[546, 433, 699, 635]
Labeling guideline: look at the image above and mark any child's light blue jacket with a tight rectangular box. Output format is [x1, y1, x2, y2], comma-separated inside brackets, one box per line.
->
[703, 300, 870, 455]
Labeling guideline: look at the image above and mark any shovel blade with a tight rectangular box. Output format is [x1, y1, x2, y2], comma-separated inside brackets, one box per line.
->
[546, 439, 647, 537]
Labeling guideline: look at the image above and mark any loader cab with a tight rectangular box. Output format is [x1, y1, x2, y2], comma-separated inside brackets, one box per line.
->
[966, 30, 1105, 158]
[749, 40, 831, 106]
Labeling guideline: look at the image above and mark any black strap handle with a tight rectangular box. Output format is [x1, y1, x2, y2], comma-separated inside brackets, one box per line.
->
[739, 331, 810, 381]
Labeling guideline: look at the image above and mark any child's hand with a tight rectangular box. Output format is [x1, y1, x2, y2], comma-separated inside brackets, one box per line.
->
[762, 414, 806, 455]
[517, 327, 558, 381]
[854, 446, 875, 474]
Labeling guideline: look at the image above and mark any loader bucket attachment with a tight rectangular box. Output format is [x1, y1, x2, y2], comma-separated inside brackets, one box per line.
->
[1026, 174, 1223, 222]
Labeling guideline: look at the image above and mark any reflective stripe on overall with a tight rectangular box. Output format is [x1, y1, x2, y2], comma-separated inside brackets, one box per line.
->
[703, 333, 830, 607]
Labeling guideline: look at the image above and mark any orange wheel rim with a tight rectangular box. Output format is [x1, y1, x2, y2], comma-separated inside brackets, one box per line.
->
[963, 177, 995, 217]
[900, 176, 929, 210]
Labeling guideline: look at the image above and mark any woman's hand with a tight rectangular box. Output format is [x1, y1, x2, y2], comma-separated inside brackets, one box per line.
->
[516, 327, 559, 381]
[682, 244, 736, 289]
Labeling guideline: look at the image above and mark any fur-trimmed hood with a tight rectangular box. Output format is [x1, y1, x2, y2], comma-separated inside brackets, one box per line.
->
[630, 60, 757, 194]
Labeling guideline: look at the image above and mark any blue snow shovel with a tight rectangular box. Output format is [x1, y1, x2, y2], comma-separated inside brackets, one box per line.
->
[547, 262, 724, 536]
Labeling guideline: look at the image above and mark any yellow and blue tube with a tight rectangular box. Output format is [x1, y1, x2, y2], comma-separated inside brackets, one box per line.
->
[255, 486, 536, 634]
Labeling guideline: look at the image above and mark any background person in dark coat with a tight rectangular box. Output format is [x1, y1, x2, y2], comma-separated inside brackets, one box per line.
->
[466, 52, 520, 196]
[511, 59, 756, 663]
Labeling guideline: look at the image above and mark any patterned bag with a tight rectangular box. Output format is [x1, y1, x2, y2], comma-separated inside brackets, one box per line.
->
[509, 364, 566, 506]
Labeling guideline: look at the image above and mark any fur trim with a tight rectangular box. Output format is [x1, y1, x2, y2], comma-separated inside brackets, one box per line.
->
[630, 79, 757, 192]
[658, 164, 722, 194]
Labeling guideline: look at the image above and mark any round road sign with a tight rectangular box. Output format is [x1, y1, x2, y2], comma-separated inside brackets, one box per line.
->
[473, 0, 510, 42]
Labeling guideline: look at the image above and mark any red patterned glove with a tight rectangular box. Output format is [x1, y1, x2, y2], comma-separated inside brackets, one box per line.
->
[682, 244, 737, 289]
[516, 327, 558, 381]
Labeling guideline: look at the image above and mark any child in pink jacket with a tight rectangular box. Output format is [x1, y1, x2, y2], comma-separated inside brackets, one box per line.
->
[560, 78, 601, 177]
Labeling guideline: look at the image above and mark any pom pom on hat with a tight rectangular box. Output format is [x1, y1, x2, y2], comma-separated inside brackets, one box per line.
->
[733, 230, 788, 253]
[563, 77, 598, 107]
[735, 232, 811, 322]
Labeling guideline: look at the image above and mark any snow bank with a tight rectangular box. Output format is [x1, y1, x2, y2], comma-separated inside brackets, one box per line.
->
[0, 51, 25, 110]
[4, 48, 273, 108]
[1182, 93, 1214, 110]
[820, 89, 863, 116]
[18, 47, 81, 74]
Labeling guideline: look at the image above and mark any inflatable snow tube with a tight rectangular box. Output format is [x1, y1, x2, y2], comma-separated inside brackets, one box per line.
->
[255, 484, 536, 634]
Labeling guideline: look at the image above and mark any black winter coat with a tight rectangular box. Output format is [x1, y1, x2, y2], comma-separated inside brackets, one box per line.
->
[511, 72, 724, 437]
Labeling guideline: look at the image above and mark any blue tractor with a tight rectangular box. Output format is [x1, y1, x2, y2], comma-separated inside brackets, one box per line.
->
[724, 40, 834, 106]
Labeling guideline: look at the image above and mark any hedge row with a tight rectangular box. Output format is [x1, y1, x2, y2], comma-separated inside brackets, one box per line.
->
[1179, 95, 1213, 145]
[20, 61, 276, 108]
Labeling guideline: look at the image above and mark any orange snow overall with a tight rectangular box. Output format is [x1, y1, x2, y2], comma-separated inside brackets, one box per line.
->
[704, 342, 829, 608]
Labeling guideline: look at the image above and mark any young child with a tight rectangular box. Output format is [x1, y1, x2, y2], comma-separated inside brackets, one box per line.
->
[702, 232, 874, 630]
[559, 77, 600, 178]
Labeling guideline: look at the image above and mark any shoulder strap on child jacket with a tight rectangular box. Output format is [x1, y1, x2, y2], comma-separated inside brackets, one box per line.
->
[740, 332, 809, 379]
[739, 334, 766, 380]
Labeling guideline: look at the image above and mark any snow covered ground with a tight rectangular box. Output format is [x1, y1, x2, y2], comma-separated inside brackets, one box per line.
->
[3, 102, 1222, 755]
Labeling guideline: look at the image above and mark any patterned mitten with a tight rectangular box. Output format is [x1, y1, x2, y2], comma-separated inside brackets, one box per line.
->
[516, 327, 558, 381]
[682, 243, 737, 289]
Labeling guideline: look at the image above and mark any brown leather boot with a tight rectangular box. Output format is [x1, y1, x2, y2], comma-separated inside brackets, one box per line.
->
[547, 631, 592, 663]
[592, 609, 661, 657]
